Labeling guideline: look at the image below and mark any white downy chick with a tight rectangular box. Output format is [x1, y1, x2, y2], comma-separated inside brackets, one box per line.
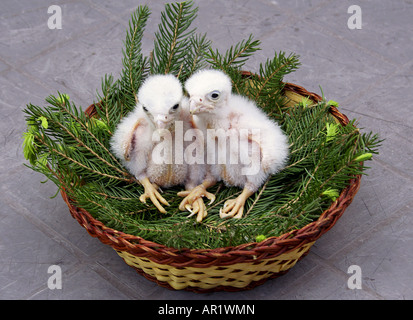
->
[110, 74, 198, 213]
[182, 69, 289, 219]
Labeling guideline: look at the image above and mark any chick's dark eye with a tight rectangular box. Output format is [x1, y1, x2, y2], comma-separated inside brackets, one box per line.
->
[209, 91, 220, 100]
[172, 104, 179, 110]
[142, 106, 148, 112]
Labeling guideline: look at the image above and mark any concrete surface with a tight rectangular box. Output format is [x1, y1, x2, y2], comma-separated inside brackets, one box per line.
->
[0, 0, 412, 300]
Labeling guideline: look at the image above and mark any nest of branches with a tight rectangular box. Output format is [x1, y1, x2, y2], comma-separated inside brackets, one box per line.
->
[22, 1, 380, 291]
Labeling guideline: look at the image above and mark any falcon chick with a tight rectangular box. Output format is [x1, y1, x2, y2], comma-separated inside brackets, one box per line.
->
[110, 74, 197, 213]
[181, 69, 289, 219]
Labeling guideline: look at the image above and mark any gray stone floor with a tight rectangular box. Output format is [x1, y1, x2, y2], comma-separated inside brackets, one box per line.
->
[1, 0, 412, 300]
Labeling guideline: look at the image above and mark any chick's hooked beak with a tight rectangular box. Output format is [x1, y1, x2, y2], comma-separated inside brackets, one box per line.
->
[154, 114, 172, 129]
[189, 96, 214, 114]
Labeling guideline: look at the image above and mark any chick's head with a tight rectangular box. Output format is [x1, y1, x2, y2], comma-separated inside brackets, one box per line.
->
[185, 69, 232, 115]
[137, 74, 183, 129]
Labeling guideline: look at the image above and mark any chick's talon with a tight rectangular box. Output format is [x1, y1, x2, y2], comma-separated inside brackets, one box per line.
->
[186, 198, 208, 222]
[177, 184, 215, 212]
[219, 188, 254, 219]
[178, 186, 210, 222]
[219, 198, 244, 219]
[139, 178, 169, 214]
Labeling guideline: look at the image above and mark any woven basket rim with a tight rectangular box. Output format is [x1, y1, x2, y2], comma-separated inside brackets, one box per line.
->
[61, 79, 361, 268]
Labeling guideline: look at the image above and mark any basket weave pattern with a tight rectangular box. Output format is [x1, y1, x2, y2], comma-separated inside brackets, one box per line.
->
[116, 241, 315, 290]
[60, 82, 361, 292]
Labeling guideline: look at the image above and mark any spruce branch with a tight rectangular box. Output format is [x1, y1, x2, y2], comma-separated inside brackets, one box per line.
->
[120, 5, 151, 107]
[151, 1, 198, 75]
[34, 134, 131, 183]
[255, 51, 300, 100]
[48, 115, 127, 178]
[250, 52, 301, 117]
[47, 94, 124, 169]
[94, 74, 121, 132]
[205, 34, 261, 71]
[179, 33, 211, 81]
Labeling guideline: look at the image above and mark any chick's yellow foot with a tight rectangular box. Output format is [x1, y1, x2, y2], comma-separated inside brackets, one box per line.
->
[219, 188, 254, 219]
[219, 198, 244, 219]
[185, 198, 208, 223]
[177, 184, 215, 223]
[139, 178, 169, 214]
[178, 184, 216, 209]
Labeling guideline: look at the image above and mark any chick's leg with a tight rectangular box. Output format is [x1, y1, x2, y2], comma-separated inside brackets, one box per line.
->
[177, 180, 216, 222]
[139, 177, 169, 214]
[220, 188, 254, 219]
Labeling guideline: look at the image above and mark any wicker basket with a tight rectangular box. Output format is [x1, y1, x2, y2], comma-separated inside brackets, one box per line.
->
[60, 81, 361, 293]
